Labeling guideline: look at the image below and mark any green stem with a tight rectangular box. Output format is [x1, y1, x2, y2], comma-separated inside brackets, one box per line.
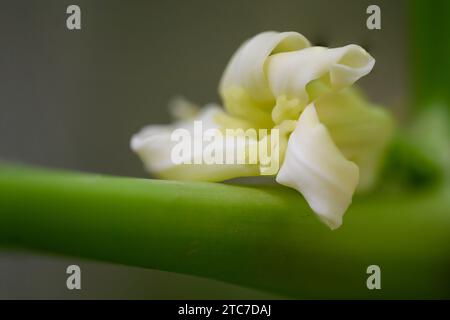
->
[1, 163, 449, 298]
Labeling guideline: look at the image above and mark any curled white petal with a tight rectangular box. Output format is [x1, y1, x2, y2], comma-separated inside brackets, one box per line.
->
[276, 103, 359, 229]
[131, 105, 259, 181]
[219, 31, 310, 103]
[267, 45, 375, 105]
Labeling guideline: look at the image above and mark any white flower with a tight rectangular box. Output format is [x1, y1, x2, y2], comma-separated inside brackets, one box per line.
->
[131, 31, 393, 229]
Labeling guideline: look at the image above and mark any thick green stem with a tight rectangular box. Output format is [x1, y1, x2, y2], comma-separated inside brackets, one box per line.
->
[0, 164, 449, 298]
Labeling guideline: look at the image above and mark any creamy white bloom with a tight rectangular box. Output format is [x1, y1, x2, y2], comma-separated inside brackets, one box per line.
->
[131, 31, 393, 229]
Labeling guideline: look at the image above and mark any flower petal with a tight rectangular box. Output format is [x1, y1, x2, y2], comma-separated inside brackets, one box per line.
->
[219, 31, 310, 127]
[267, 45, 375, 123]
[219, 31, 310, 102]
[131, 105, 260, 181]
[276, 103, 359, 229]
[313, 87, 394, 190]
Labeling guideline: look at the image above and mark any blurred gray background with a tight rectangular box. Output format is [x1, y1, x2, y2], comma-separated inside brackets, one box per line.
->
[0, 0, 407, 298]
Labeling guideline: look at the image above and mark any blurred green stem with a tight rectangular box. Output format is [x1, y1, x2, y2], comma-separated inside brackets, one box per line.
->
[408, 0, 450, 178]
[1, 164, 449, 298]
[410, 0, 450, 110]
